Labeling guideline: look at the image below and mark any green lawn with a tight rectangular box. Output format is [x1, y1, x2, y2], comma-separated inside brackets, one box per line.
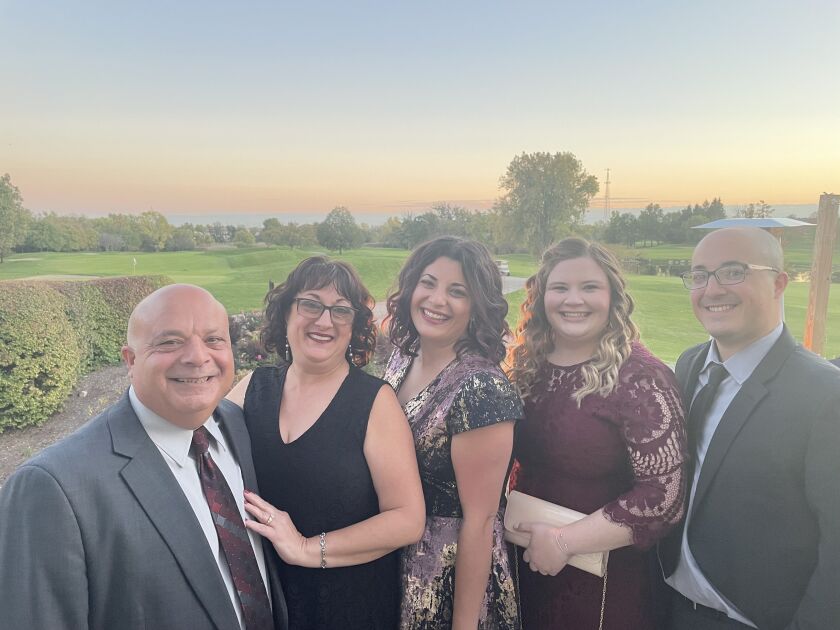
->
[0, 247, 411, 312]
[3, 247, 838, 364]
[610, 243, 836, 268]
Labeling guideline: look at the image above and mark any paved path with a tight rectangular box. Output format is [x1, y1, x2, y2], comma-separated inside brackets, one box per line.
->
[372, 276, 526, 319]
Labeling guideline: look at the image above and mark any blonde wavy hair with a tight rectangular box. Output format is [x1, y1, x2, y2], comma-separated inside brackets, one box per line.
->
[506, 237, 639, 405]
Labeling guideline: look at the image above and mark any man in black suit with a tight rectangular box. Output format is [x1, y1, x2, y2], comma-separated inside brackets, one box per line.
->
[660, 227, 840, 629]
[0, 284, 287, 629]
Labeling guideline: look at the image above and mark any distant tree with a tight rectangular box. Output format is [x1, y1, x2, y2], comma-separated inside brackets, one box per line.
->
[737, 200, 774, 219]
[496, 151, 599, 254]
[297, 223, 318, 248]
[98, 232, 126, 251]
[0, 173, 32, 262]
[259, 218, 284, 246]
[316, 207, 363, 253]
[637, 203, 664, 247]
[165, 226, 197, 251]
[24, 214, 67, 252]
[603, 212, 639, 247]
[285, 222, 306, 248]
[208, 222, 231, 243]
[398, 212, 439, 249]
[136, 211, 173, 251]
[92, 214, 142, 250]
[25, 214, 98, 252]
[233, 228, 256, 248]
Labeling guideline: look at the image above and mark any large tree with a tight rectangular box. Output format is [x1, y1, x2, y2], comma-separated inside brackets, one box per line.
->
[496, 151, 599, 254]
[316, 207, 363, 253]
[0, 174, 32, 262]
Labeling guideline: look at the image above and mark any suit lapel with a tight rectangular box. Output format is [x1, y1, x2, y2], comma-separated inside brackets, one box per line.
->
[690, 328, 796, 516]
[108, 394, 240, 630]
[215, 401, 258, 492]
[678, 341, 711, 404]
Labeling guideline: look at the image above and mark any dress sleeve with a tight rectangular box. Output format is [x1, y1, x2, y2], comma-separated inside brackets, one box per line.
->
[601, 358, 688, 549]
[447, 370, 525, 435]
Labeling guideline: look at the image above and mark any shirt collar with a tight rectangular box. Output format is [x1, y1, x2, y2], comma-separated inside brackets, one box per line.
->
[129, 386, 226, 467]
[702, 323, 784, 385]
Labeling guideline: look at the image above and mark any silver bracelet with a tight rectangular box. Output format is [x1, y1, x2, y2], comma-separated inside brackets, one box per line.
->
[319, 532, 327, 569]
[554, 528, 570, 554]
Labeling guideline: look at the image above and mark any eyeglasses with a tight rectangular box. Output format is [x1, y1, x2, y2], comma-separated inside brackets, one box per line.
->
[293, 298, 356, 324]
[681, 263, 780, 290]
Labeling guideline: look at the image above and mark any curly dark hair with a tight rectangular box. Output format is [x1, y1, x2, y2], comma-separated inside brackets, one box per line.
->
[385, 236, 509, 363]
[261, 256, 376, 367]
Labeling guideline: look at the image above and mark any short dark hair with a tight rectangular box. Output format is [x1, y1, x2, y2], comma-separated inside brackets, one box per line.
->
[261, 256, 376, 367]
[386, 236, 509, 363]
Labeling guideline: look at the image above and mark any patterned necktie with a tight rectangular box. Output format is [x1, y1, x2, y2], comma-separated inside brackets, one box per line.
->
[192, 427, 273, 630]
[687, 362, 729, 449]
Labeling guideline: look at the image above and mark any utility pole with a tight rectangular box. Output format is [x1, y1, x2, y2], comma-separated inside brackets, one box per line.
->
[604, 168, 611, 221]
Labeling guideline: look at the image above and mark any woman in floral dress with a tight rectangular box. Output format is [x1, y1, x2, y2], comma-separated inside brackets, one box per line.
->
[384, 236, 524, 629]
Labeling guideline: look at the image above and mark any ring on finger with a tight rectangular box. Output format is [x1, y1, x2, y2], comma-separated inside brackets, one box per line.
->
[265, 511, 274, 525]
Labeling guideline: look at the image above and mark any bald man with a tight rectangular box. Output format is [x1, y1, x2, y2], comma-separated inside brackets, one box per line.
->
[659, 229, 840, 629]
[0, 284, 287, 630]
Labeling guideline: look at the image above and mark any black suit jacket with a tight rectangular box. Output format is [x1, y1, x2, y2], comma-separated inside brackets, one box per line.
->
[0, 392, 288, 630]
[659, 328, 840, 630]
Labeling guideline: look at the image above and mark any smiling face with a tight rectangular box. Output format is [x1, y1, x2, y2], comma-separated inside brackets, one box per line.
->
[286, 284, 354, 370]
[122, 285, 234, 429]
[543, 256, 612, 357]
[690, 229, 787, 360]
[410, 256, 472, 350]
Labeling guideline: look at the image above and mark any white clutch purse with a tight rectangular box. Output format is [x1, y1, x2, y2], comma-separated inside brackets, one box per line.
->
[503, 490, 609, 577]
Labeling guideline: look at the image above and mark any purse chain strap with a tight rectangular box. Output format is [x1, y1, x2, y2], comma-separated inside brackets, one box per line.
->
[512, 545, 609, 630]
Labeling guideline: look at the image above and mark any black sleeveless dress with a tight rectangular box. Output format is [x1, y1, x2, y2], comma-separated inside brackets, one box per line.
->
[243, 365, 400, 630]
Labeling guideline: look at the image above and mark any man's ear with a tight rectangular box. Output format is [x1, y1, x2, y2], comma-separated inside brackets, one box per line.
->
[774, 271, 789, 298]
[121, 346, 136, 370]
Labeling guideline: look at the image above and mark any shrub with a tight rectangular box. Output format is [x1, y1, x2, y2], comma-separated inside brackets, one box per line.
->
[0, 275, 171, 432]
[0, 284, 82, 431]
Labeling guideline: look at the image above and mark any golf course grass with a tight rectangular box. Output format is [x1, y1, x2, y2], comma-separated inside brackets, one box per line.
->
[3, 245, 838, 364]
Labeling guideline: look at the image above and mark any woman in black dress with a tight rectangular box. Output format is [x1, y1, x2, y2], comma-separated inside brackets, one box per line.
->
[226, 256, 425, 630]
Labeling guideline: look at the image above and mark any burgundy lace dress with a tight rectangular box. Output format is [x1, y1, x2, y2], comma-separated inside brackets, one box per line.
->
[510, 342, 687, 629]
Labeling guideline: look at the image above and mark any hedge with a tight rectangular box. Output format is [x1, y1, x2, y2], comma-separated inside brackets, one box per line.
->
[0, 275, 171, 432]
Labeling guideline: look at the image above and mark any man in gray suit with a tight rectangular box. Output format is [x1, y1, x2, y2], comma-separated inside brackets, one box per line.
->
[660, 228, 840, 629]
[0, 284, 287, 629]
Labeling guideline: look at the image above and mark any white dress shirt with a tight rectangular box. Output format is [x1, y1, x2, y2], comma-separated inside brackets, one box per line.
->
[666, 323, 783, 628]
[129, 387, 270, 630]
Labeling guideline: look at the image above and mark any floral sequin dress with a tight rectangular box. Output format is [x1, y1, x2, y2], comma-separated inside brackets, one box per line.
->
[510, 342, 688, 629]
[384, 350, 525, 629]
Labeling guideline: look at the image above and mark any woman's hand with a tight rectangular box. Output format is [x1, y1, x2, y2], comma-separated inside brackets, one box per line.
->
[243, 490, 310, 566]
[517, 522, 572, 576]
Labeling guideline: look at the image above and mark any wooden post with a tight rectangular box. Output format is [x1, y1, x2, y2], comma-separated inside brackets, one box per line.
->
[803, 193, 839, 355]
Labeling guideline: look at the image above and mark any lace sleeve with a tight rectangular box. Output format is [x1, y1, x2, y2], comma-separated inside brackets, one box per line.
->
[601, 358, 688, 549]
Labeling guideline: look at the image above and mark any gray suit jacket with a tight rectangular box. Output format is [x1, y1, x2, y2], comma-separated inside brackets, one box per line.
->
[0, 392, 288, 630]
[659, 328, 840, 630]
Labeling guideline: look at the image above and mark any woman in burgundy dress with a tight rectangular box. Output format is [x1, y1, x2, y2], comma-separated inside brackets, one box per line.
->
[507, 238, 688, 629]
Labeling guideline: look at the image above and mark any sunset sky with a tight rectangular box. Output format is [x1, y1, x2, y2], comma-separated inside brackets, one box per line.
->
[1, 0, 838, 219]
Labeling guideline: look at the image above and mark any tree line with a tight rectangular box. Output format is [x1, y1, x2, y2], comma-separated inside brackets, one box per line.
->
[0, 157, 823, 263]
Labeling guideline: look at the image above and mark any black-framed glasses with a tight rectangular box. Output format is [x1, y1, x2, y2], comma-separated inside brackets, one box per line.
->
[293, 298, 356, 324]
[681, 263, 780, 290]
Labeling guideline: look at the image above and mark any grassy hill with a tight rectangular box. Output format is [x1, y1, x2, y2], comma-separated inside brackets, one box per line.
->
[3, 245, 838, 363]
